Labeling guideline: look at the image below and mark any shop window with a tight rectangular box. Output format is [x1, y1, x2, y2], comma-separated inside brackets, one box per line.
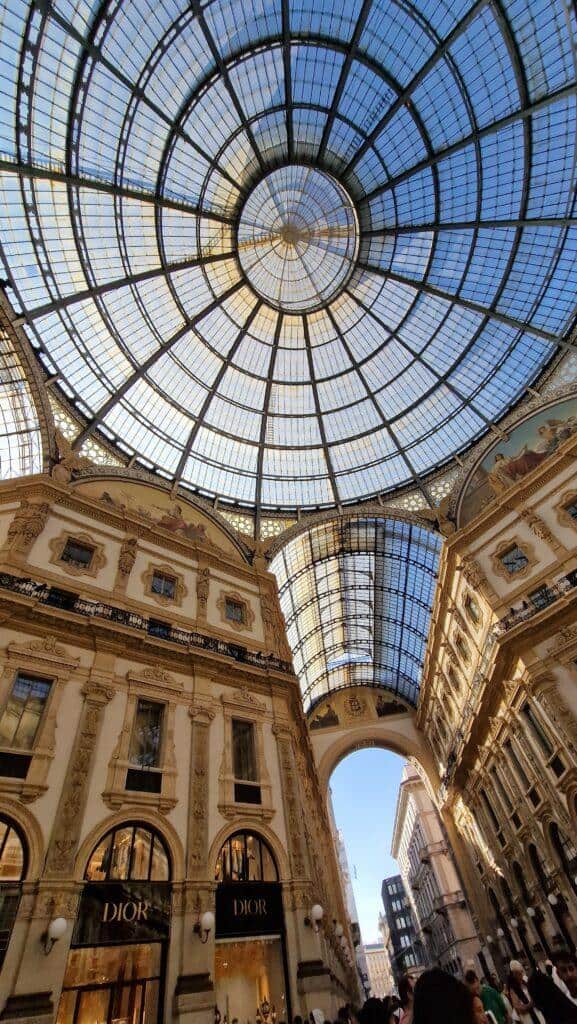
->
[0, 818, 26, 970]
[0, 672, 51, 751]
[499, 544, 529, 576]
[85, 824, 170, 883]
[150, 571, 176, 601]
[215, 831, 278, 884]
[61, 538, 95, 570]
[60, 825, 171, 1024]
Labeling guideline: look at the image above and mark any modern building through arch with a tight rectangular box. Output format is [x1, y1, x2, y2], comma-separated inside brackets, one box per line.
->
[0, 0, 576, 1019]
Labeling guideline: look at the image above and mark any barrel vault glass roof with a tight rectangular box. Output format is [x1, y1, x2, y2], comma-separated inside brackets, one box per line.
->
[0, 0, 576, 512]
[271, 518, 442, 710]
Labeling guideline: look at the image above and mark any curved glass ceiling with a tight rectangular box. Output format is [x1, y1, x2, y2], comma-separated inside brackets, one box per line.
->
[0, 0, 576, 510]
[271, 517, 442, 711]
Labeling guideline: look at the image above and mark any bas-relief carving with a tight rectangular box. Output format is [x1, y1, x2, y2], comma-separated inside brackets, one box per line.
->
[44, 681, 113, 878]
[114, 535, 138, 592]
[51, 430, 94, 484]
[196, 566, 210, 621]
[1, 499, 50, 560]
[187, 704, 215, 878]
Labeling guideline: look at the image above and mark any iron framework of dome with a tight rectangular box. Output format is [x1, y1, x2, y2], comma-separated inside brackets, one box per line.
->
[0, 0, 576, 512]
[271, 517, 442, 710]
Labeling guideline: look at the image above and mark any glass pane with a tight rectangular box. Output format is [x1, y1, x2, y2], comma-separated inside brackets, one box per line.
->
[150, 837, 169, 882]
[62, 943, 162, 988]
[62, 540, 94, 567]
[76, 989, 110, 1024]
[229, 836, 246, 881]
[215, 937, 288, 1021]
[0, 828, 24, 881]
[131, 828, 152, 881]
[110, 982, 143, 1024]
[109, 827, 134, 881]
[232, 720, 257, 781]
[129, 702, 164, 768]
[85, 835, 112, 881]
[0, 675, 51, 750]
[246, 834, 261, 881]
[261, 843, 277, 882]
[55, 990, 77, 1024]
[142, 979, 160, 1024]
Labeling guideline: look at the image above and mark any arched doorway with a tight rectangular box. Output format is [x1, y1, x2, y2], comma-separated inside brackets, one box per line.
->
[0, 816, 27, 970]
[214, 831, 290, 1023]
[58, 823, 171, 1023]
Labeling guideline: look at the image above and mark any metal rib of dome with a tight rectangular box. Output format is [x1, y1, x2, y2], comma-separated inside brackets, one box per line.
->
[0, 0, 576, 511]
[271, 517, 442, 711]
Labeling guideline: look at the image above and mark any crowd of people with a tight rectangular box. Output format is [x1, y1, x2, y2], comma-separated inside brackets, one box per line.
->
[317, 949, 577, 1024]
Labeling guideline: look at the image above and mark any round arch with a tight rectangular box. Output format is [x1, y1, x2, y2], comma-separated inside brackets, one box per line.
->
[208, 820, 290, 884]
[315, 722, 438, 796]
[74, 810, 185, 882]
[0, 799, 44, 880]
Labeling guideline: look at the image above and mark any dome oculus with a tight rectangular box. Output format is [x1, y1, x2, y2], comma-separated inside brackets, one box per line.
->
[237, 166, 359, 313]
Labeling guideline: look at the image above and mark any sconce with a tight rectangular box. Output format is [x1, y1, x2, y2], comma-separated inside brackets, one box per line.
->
[510, 918, 519, 929]
[193, 910, 215, 943]
[41, 917, 67, 955]
[305, 903, 324, 932]
[496, 928, 504, 938]
[547, 893, 558, 907]
[334, 920, 344, 938]
[527, 907, 536, 918]
[485, 934, 493, 944]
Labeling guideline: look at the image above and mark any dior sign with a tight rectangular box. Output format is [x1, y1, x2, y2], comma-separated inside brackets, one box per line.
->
[73, 883, 170, 947]
[216, 882, 283, 938]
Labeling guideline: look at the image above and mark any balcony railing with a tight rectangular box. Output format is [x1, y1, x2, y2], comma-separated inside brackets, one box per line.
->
[0, 571, 293, 675]
[493, 571, 577, 635]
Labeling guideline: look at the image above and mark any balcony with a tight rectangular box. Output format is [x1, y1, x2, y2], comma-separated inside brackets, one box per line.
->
[494, 571, 577, 635]
[0, 571, 293, 674]
[419, 840, 448, 864]
[433, 891, 466, 915]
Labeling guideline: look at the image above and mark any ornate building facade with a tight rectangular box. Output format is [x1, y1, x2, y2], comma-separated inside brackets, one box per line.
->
[0, 471, 358, 1022]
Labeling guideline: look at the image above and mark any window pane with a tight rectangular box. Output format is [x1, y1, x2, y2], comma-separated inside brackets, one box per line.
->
[130, 827, 152, 880]
[232, 719, 257, 781]
[150, 836, 170, 882]
[225, 599, 244, 623]
[61, 539, 94, 567]
[501, 545, 529, 574]
[151, 572, 175, 598]
[85, 835, 112, 881]
[129, 701, 164, 768]
[261, 842, 277, 882]
[0, 827, 24, 881]
[108, 827, 134, 881]
[0, 675, 51, 750]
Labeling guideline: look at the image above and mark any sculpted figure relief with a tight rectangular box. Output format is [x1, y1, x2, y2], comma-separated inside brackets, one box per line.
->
[5, 498, 50, 555]
[117, 535, 138, 576]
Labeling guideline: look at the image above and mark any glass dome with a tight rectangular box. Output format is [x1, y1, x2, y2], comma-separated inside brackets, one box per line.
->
[0, 0, 575, 511]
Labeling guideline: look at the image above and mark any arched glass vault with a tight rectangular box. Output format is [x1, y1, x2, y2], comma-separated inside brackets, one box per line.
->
[0, 0, 576, 511]
[271, 517, 442, 711]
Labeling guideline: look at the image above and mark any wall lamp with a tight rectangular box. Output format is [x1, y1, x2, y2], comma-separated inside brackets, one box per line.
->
[527, 907, 536, 918]
[496, 928, 504, 939]
[305, 903, 324, 932]
[41, 917, 67, 955]
[334, 920, 344, 938]
[193, 910, 215, 943]
[510, 918, 519, 929]
[547, 893, 559, 907]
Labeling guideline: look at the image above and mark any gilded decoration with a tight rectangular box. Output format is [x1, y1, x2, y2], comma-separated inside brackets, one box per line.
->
[141, 562, 188, 608]
[555, 490, 577, 531]
[49, 530, 106, 578]
[308, 687, 408, 731]
[216, 590, 255, 632]
[490, 536, 537, 582]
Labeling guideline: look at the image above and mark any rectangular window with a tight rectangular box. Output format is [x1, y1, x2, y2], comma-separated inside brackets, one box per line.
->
[565, 501, 577, 520]
[505, 739, 530, 790]
[129, 700, 164, 768]
[0, 673, 51, 750]
[150, 571, 176, 600]
[521, 703, 553, 757]
[225, 598, 245, 624]
[232, 719, 257, 781]
[148, 618, 171, 639]
[500, 544, 529, 575]
[61, 538, 95, 569]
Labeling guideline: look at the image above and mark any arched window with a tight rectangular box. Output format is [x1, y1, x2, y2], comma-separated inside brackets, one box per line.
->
[0, 817, 27, 969]
[529, 843, 549, 893]
[512, 861, 531, 903]
[85, 823, 170, 882]
[550, 822, 577, 888]
[215, 831, 278, 883]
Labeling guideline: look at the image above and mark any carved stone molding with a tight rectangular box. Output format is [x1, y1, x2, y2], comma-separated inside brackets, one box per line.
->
[49, 530, 107, 577]
[0, 498, 50, 564]
[490, 536, 537, 582]
[114, 535, 138, 593]
[222, 686, 266, 713]
[44, 679, 113, 878]
[517, 509, 558, 548]
[196, 564, 210, 624]
[127, 663, 182, 696]
[555, 490, 577, 532]
[187, 703, 215, 878]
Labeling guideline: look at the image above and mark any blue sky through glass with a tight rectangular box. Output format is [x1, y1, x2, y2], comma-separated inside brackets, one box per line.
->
[330, 747, 405, 945]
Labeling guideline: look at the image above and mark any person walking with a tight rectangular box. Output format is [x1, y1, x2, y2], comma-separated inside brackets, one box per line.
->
[398, 975, 414, 1024]
[412, 967, 485, 1024]
[527, 968, 577, 1023]
[465, 969, 509, 1024]
[507, 961, 545, 1024]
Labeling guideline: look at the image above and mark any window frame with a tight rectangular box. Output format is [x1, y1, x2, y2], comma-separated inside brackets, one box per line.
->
[84, 822, 171, 883]
[0, 670, 52, 752]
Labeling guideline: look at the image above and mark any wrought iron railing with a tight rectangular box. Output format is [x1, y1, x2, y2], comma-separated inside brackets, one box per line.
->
[0, 571, 293, 674]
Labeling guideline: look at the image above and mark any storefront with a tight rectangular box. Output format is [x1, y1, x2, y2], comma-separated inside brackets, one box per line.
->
[57, 823, 171, 1024]
[214, 832, 291, 1024]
